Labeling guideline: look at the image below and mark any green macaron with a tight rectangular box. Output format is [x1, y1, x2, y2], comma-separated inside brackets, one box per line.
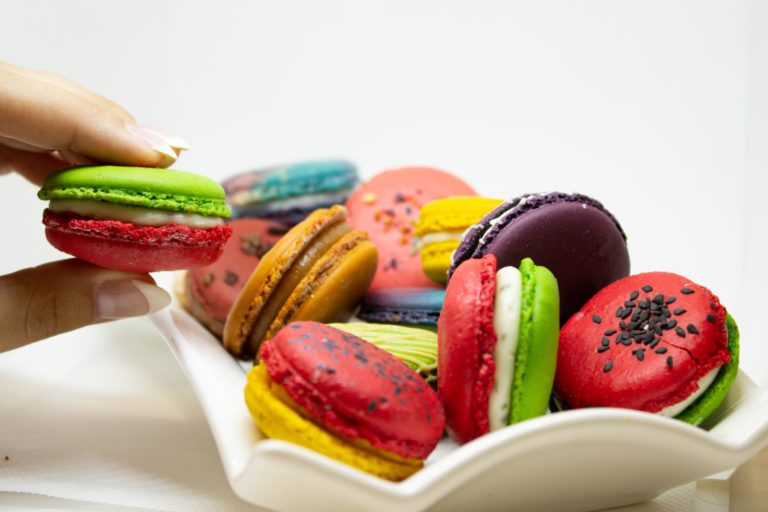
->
[38, 165, 230, 217]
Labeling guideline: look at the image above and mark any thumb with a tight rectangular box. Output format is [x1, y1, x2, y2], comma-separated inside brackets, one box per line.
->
[0, 259, 171, 352]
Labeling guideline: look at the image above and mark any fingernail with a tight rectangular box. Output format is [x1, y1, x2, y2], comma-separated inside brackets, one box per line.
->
[126, 124, 181, 160]
[95, 279, 171, 319]
[136, 123, 191, 150]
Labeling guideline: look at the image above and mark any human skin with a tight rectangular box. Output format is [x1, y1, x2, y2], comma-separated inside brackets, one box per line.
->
[0, 61, 187, 352]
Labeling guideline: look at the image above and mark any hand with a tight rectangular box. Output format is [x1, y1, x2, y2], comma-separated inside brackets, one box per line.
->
[0, 61, 179, 352]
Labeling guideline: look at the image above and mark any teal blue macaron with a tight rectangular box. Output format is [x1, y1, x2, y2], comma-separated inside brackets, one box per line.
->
[221, 160, 359, 225]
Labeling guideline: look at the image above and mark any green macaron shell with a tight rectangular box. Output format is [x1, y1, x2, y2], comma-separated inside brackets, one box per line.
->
[38, 165, 230, 218]
[509, 258, 560, 424]
[675, 313, 740, 426]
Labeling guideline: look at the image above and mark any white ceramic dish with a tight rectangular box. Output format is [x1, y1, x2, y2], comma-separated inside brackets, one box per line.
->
[150, 302, 768, 512]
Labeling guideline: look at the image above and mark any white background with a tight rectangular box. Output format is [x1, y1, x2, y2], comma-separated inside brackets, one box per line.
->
[0, 2, 766, 387]
[0, 1, 767, 510]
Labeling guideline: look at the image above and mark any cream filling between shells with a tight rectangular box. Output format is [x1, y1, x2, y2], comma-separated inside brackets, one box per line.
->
[488, 265, 522, 431]
[49, 199, 224, 228]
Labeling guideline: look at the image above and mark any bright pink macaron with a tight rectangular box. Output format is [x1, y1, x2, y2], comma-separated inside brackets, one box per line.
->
[346, 166, 476, 290]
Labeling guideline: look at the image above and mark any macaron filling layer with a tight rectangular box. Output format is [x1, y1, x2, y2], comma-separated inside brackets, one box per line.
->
[412, 230, 466, 252]
[658, 367, 720, 418]
[48, 199, 224, 228]
[488, 266, 522, 431]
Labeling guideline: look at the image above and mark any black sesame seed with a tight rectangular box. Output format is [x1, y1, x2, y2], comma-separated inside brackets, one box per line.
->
[662, 309, 671, 318]
[673, 308, 687, 316]
[650, 338, 662, 349]
[652, 294, 664, 305]
[666, 319, 678, 329]
[654, 324, 663, 335]
[665, 296, 677, 305]
[604, 329, 617, 336]
[616, 306, 624, 317]
[592, 315, 602, 324]
[681, 288, 694, 295]
[603, 361, 614, 373]
[687, 324, 700, 335]
[642, 285, 653, 293]
[622, 339, 633, 346]
[601, 337, 610, 347]
[633, 349, 645, 361]
[625, 301, 636, 308]
[655, 347, 667, 354]
[629, 290, 640, 300]
[597, 346, 610, 353]
[675, 327, 686, 337]
[631, 311, 641, 322]
[706, 314, 716, 323]
[666, 356, 674, 367]
[621, 309, 632, 319]
[638, 300, 649, 310]
[619, 321, 628, 330]
[643, 331, 655, 343]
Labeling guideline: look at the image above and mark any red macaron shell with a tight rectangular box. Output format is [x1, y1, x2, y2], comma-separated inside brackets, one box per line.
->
[185, 218, 287, 334]
[554, 272, 730, 413]
[260, 322, 445, 460]
[346, 167, 476, 290]
[438, 254, 498, 445]
[43, 210, 232, 273]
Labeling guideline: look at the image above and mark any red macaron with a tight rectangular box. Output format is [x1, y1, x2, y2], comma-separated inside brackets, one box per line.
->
[554, 272, 739, 424]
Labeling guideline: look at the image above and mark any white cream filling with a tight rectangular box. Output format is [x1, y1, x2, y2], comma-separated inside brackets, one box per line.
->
[412, 230, 466, 253]
[658, 367, 720, 418]
[488, 266, 522, 431]
[49, 199, 224, 228]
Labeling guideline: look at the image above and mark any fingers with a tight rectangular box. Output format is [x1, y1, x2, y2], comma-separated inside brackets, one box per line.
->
[0, 259, 171, 353]
[0, 61, 185, 170]
[0, 144, 71, 185]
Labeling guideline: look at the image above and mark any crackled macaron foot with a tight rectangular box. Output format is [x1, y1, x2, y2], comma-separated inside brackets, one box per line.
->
[329, 322, 438, 384]
[554, 272, 739, 426]
[439, 255, 560, 445]
[415, 196, 503, 284]
[346, 167, 476, 290]
[358, 288, 445, 327]
[449, 192, 629, 324]
[183, 218, 288, 337]
[244, 322, 445, 481]
[38, 165, 232, 272]
[223, 205, 377, 360]
[222, 160, 359, 225]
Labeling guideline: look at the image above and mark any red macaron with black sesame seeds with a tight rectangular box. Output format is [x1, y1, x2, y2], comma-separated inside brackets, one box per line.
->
[553, 272, 739, 425]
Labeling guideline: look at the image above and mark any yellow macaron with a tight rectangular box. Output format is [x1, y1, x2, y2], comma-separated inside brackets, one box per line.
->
[414, 196, 503, 284]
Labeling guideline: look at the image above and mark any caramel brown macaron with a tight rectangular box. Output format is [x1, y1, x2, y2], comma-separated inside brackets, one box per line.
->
[224, 205, 378, 360]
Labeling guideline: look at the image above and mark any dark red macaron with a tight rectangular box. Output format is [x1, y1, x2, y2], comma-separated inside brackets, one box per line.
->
[554, 272, 739, 424]
[259, 321, 445, 460]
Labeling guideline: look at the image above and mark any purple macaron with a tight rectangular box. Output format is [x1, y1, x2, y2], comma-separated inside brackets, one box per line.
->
[449, 192, 629, 324]
[358, 288, 445, 326]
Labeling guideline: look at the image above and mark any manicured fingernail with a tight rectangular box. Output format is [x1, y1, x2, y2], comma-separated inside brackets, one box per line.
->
[126, 124, 180, 160]
[136, 123, 191, 150]
[95, 279, 171, 319]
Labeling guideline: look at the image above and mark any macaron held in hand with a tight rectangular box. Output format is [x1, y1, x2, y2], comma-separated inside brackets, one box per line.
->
[244, 322, 445, 481]
[38, 165, 232, 272]
[439, 255, 560, 445]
